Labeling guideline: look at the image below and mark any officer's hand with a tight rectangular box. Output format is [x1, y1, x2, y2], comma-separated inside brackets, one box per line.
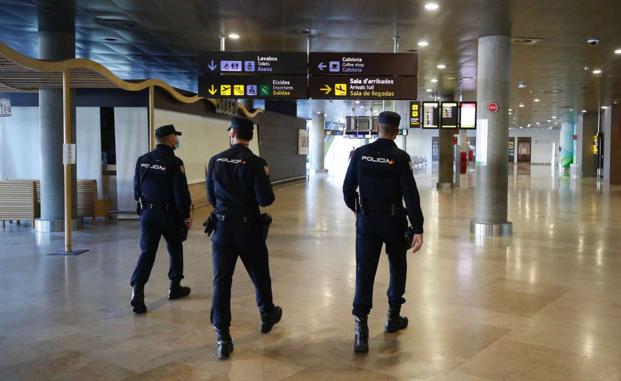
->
[411, 234, 423, 254]
[185, 217, 193, 229]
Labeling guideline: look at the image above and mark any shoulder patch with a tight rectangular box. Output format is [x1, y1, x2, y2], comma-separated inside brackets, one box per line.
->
[179, 165, 185, 174]
[264, 165, 271, 176]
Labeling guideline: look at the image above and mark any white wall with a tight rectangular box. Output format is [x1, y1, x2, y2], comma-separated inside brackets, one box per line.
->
[509, 128, 560, 164]
[115, 107, 149, 212]
[76, 107, 103, 197]
[405, 129, 436, 169]
[154, 109, 259, 184]
[0, 106, 40, 180]
[1, 106, 105, 187]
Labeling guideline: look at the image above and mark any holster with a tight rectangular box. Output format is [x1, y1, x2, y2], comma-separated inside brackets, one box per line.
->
[176, 212, 189, 242]
[260, 213, 272, 241]
[404, 226, 416, 248]
[136, 198, 144, 216]
[203, 212, 218, 236]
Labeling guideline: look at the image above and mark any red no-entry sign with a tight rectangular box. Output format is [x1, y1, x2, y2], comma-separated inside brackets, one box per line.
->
[488, 102, 499, 113]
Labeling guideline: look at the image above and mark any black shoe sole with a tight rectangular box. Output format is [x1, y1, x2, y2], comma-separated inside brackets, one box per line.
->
[131, 300, 147, 314]
[168, 289, 191, 300]
[260, 307, 282, 334]
[384, 320, 408, 333]
[354, 345, 369, 354]
[217, 343, 234, 360]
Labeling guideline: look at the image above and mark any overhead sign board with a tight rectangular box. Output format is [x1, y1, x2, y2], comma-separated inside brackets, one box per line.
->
[0, 97, 11, 117]
[309, 53, 418, 76]
[422, 101, 439, 129]
[199, 51, 307, 75]
[199, 76, 307, 99]
[409, 101, 421, 128]
[440, 102, 458, 129]
[459, 102, 477, 129]
[309, 76, 417, 100]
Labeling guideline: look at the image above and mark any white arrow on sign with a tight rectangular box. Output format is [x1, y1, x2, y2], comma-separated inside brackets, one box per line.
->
[208, 60, 217, 71]
[318, 62, 327, 71]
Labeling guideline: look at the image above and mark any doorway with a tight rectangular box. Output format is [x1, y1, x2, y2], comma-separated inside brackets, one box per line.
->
[517, 137, 532, 163]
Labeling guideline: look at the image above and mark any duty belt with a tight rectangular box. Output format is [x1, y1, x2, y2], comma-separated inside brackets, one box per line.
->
[216, 213, 259, 223]
[145, 201, 170, 210]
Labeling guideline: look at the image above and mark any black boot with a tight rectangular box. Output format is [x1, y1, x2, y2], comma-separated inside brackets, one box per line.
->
[260, 306, 283, 334]
[168, 279, 191, 300]
[384, 306, 408, 333]
[354, 316, 369, 354]
[131, 285, 147, 314]
[215, 328, 234, 360]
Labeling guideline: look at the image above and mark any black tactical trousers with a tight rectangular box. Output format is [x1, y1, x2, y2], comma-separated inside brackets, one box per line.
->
[210, 218, 275, 329]
[353, 213, 407, 317]
[130, 208, 184, 287]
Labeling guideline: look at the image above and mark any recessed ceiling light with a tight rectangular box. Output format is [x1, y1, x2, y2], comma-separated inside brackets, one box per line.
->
[418, 40, 429, 47]
[592, 69, 602, 75]
[534, 98, 540, 102]
[228, 33, 240, 39]
[582, 110, 587, 113]
[569, 108, 574, 112]
[547, 119, 551, 122]
[519, 103, 525, 108]
[424, 2, 440, 10]
[430, 78, 438, 83]
[355, 100, 360, 104]
[426, 88, 433, 92]
[518, 81, 527, 88]
[437, 64, 446, 69]
[316, 111, 322, 115]
[615, 48, 621, 55]
[508, 108, 512, 112]
[552, 115, 557, 119]
[536, 122, 541, 125]
[601, 106, 608, 109]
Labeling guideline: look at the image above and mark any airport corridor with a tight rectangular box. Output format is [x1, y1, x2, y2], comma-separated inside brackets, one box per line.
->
[1, 167, 620, 380]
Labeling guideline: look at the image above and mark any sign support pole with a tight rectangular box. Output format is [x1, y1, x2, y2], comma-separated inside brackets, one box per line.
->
[48, 71, 89, 256]
[63, 70, 72, 253]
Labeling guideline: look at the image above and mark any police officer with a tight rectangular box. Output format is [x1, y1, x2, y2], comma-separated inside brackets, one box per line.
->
[343, 111, 424, 354]
[206, 116, 282, 360]
[130, 124, 192, 314]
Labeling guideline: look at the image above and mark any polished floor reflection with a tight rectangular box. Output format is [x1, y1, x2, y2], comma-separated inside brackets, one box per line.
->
[1, 166, 620, 380]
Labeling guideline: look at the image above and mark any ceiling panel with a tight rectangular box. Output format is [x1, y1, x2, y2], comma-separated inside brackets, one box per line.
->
[0, 0, 620, 127]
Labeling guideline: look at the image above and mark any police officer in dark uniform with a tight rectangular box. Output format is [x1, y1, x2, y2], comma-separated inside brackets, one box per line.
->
[343, 111, 424, 354]
[130, 124, 192, 314]
[206, 116, 282, 360]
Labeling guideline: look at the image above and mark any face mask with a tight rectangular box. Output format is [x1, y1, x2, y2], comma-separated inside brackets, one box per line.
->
[174, 136, 181, 150]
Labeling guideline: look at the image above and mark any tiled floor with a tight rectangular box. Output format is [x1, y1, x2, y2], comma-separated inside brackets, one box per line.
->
[1, 166, 620, 380]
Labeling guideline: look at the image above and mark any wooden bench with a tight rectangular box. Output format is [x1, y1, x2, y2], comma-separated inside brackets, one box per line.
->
[34, 180, 98, 220]
[0, 180, 38, 226]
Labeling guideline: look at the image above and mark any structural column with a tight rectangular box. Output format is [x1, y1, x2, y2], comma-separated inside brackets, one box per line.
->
[559, 111, 575, 176]
[602, 103, 621, 184]
[36, 0, 76, 232]
[471, 4, 512, 236]
[438, 95, 455, 189]
[309, 112, 326, 173]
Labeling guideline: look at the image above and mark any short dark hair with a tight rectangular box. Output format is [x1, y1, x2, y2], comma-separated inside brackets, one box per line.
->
[236, 129, 253, 140]
[379, 123, 399, 136]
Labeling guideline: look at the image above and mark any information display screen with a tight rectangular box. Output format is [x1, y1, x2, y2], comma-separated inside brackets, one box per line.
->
[459, 101, 477, 129]
[409, 101, 421, 128]
[422, 101, 439, 129]
[441, 102, 458, 129]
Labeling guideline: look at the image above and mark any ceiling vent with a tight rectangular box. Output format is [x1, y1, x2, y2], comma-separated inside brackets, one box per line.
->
[95, 17, 138, 31]
[511, 37, 543, 45]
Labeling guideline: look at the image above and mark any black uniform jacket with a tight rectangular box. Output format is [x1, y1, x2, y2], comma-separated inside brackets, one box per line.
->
[343, 138, 424, 234]
[134, 144, 192, 219]
[206, 144, 275, 215]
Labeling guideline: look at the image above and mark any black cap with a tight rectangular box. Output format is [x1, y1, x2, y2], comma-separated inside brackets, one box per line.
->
[378, 111, 401, 127]
[227, 116, 254, 132]
[155, 124, 182, 137]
